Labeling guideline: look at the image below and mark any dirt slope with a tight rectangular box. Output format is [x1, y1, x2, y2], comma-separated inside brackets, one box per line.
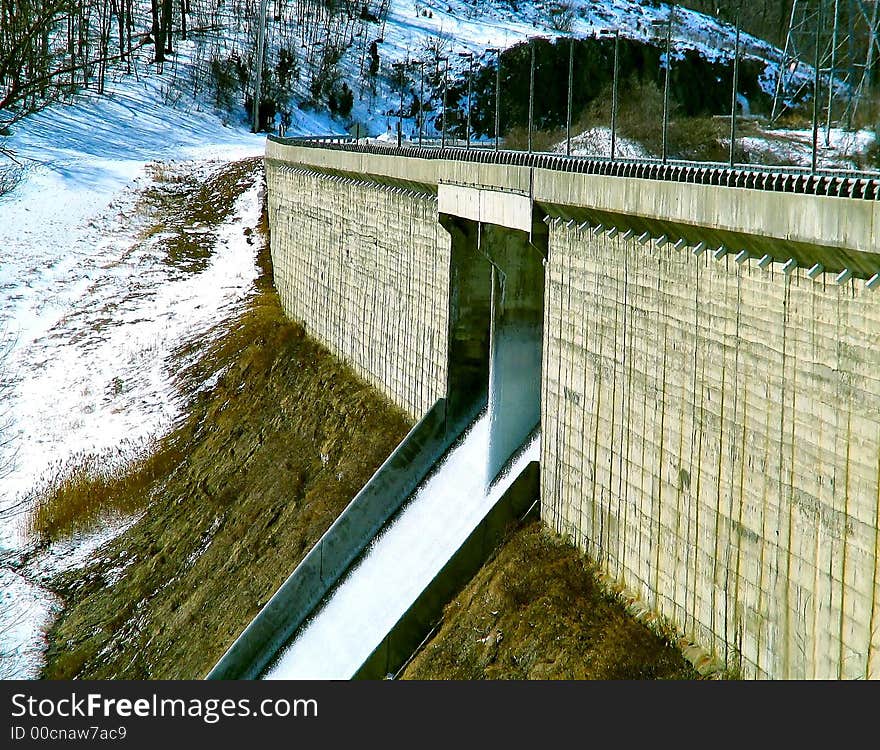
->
[401, 522, 699, 680]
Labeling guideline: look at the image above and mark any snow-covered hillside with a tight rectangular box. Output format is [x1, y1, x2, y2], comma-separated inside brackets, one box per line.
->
[0, 40, 274, 678]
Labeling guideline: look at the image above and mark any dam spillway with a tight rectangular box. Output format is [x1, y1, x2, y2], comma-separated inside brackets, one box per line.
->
[261, 413, 539, 680]
[249, 138, 880, 679]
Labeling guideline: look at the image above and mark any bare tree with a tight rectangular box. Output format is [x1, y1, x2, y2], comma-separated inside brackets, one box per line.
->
[0, 0, 149, 128]
[0, 153, 22, 197]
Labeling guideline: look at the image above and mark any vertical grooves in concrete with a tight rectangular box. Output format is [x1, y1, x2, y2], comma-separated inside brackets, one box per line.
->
[542, 221, 880, 679]
[267, 164, 449, 420]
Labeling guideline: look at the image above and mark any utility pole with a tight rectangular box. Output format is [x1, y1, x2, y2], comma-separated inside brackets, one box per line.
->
[393, 61, 405, 148]
[566, 36, 574, 156]
[487, 47, 501, 151]
[439, 56, 449, 148]
[825, 0, 840, 146]
[251, 0, 270, 133]
[611, 29, 620, 160]
[812, 1, 823, 174]
[661, 10, 672, 164]
[417, 60, 424, 146]
[528, 38, 536, 153]
[459, 52, 474, 149]
[729, 11, 741, 167]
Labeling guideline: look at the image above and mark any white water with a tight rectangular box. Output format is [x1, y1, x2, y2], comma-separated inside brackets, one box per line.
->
[262, 412, 539, 680]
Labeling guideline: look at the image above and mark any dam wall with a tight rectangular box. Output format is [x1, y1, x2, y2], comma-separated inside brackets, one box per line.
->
[266, 163, 450, 419]
[264, 139, 880, 679]
[541, 222, 880, 679]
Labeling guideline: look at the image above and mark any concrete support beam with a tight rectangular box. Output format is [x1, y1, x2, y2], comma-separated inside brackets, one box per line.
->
[438, 184, 532, 234]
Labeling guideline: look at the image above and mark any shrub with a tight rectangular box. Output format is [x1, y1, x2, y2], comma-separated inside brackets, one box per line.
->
[368, 41, 380, 77]
[209, 54, 247, 110]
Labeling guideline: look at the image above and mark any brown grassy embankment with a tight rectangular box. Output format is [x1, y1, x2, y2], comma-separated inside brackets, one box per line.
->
[39, 160, 411, 678]
[401, 522, 700, 680]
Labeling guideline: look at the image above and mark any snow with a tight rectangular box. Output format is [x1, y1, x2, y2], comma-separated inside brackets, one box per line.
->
[0, 41, 272, 679]
[730, 125, 876, 171]
[552, 125, 651, 159]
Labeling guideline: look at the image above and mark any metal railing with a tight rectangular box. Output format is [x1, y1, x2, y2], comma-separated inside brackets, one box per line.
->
[268, 135, 880, 201]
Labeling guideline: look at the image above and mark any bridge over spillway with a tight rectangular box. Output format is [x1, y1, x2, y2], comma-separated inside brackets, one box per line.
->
[217, 139, 880, 680]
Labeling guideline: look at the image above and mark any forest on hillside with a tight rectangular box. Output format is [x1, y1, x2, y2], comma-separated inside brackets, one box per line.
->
[0, 0, 391, 132]
[3, 0, 880, 151]
[678, 1, 794, 46]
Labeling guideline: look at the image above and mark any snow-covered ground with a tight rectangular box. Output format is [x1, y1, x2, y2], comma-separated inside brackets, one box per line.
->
[732, 124, 877, 171]
[0, 40, 283, 679]
[551, 125, 651, 159]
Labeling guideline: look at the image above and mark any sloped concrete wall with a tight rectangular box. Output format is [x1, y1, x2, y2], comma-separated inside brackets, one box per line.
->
[266, 162, 450, 419]
[541, 222, 880, 679]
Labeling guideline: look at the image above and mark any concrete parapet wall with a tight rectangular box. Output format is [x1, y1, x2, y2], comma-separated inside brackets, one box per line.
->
[265, 141, 880, 276]
[541, 222, 880, 679]
[532, 169, 879, 262]
[266, 161, 450, 419]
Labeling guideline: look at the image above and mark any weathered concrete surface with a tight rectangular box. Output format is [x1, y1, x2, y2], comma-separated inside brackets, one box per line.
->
[438, 184, 532, 234]
[533, 171, 879, 272]
[266, 163, 450, 419]
[264, 142, 880, 680]
[541, 222, 880, 679]
[441, 217, 492, 432]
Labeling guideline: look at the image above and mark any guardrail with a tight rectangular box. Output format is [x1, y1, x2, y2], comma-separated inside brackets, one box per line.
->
[268, 135, 880, 201]
[279, 133, 354, 144]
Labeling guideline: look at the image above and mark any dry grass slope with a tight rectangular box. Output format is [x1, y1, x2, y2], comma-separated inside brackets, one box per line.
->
[402, 522, 700, 680]
[40, 161, 412, 679]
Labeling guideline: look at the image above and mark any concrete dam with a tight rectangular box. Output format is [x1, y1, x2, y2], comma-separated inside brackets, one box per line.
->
[211, 138, 880, 681]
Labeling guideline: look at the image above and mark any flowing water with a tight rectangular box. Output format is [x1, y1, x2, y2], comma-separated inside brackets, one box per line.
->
[262, 412, 539, 680]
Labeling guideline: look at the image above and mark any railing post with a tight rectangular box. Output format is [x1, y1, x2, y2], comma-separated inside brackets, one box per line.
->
[528, 39, 536, 153]
[566, 37, 574, 157]
[418, 60, 424, 147]
[611, 29, 620, 160]
[661, 11, 672, 164]
[490, 47, 501, 151]
[811, 0, 824, 174]
[439, 56, 449, 149]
